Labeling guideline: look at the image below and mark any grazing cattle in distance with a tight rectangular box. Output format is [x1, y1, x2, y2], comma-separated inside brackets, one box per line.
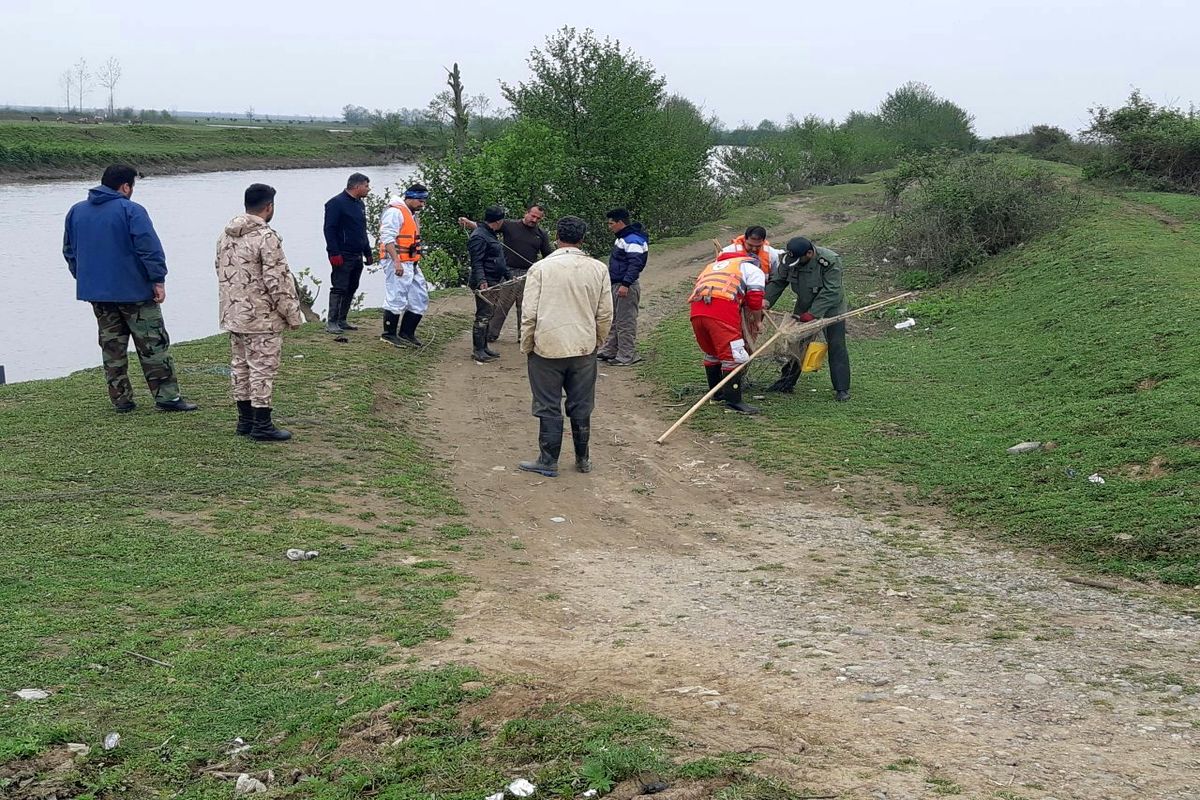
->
[30, 116, 40, 122]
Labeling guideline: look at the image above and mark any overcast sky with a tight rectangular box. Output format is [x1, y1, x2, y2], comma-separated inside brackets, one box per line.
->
[3, 0, 1195, 136]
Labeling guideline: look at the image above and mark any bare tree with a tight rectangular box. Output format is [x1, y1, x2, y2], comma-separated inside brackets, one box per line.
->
[246, 105, 255, 120]
[97, 57, 122, 117]
[470, 93, 491, 117]
[72, 58, 90, 113]
[445, 63, 468, 158]
[59, 70, 74, 112]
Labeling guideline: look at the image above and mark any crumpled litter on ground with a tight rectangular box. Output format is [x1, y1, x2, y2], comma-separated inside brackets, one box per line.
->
[508, 778, 537, 797]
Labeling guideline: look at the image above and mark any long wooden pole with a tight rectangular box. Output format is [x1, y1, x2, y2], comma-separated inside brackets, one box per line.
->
[655, 293, 914, 445]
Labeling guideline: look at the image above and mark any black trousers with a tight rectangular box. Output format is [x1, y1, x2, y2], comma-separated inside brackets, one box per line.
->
[527, 352, 597, 423]
[778, 320, 851, 392]
[473, 292, 493, 334]
[330, 255, 364, 298]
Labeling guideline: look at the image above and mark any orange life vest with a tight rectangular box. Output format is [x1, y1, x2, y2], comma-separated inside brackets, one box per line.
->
[379, 200, 422, 262]
[689, 256, 754, 305]
[729, 235, 771, 274]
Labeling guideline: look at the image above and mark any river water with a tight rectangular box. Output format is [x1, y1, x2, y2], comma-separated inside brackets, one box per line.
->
[1, 163, 416, 383]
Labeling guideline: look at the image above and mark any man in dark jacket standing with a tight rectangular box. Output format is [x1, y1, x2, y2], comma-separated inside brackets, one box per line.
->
[322, 172, 374, 334]
[597, 208, 648, 366]
[467, 205, 512, 362]
[456, 205, 552, 342]
[63, 163, 197, 413]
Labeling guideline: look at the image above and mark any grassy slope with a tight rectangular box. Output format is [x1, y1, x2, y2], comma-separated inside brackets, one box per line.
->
[0, 122, 439, 174]
[646, 182, 1200, 586]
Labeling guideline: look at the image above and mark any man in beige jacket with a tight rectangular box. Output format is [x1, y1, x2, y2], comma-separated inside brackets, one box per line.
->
[215, 183, 304, 442]
[518, 216, 614, 477]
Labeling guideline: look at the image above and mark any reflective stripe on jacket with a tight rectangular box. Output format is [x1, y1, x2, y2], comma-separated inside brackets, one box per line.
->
[689, 255, 763, 305]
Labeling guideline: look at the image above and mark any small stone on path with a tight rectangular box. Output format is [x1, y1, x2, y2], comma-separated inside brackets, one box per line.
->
[14, 688, 49, 701]
[1024, 673, 1048, 686]
[856, 692, 889, 703]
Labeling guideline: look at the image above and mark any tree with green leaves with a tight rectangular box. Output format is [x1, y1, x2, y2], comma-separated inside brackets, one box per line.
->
[877, 82, 977, 153]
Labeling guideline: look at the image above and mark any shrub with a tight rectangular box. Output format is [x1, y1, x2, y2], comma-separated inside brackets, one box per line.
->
[1083, 90, 1200, 193]
[717, 83, 974, 201]
[984, 124, 1100, 166]
[873, 152, 1082, 280]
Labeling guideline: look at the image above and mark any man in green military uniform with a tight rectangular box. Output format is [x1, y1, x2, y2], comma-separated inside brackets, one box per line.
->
[763, 236, 851, 401]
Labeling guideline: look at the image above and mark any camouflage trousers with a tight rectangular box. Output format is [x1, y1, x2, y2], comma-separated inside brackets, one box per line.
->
[229, 332, 283, 408]
[92, 301, 181, 406]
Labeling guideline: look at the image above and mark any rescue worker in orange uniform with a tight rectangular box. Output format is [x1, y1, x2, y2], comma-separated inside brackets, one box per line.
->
[720, 225, 781, 277]
[689, 251, 767, 415]
[379, 183, 429, 347]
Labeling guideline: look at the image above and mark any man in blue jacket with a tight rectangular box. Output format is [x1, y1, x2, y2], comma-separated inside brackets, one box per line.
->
[597, 208, 648, 366]
[63, 164, 197, 413]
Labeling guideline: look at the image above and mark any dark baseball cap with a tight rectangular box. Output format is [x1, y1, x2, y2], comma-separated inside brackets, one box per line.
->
[784, 237, 814, 264]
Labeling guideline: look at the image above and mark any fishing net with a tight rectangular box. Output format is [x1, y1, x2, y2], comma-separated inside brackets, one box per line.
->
[741, 310, 826, 393]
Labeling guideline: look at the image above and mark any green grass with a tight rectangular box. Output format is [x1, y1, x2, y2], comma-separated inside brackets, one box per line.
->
[644, 183, 1200, 586]
[0, 294, 814, 797]
[0, 121, 441, 174]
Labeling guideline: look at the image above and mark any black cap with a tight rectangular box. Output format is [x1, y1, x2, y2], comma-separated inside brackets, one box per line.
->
[785, 237, 814, 262]
[484, 205, 506, 223]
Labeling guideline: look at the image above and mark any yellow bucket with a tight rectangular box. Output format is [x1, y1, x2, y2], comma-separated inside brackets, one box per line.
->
[801, 341, 828, 373]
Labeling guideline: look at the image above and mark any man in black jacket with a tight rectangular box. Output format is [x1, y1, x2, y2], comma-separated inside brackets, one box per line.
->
[457, 205, 552, 342]
[322, 173, 374, 334]
[467, 205, 512, 362]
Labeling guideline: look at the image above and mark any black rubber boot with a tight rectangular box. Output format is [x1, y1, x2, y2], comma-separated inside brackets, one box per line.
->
[235, 400, 253, 435]
[336, 293, 358, 330]
[519, 418, 562, 477]
[723, 375, 761, 415]
[571, 418, 591, 473]
[767, 360, 800, 393]
[325, 290, 344, 334]
[156, 397, 199, 412]
[484, 342, 501, 358]
[250, 406, 291, 441]
[472, 326, 496, 362]
[835, 390, 851, 402]
[705, 363, 726, 402]
[398, 312, 425, 347]
[380, 311, 401, 344]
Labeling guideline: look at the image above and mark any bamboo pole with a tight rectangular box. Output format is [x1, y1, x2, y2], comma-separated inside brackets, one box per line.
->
[654, 293, 914, 445]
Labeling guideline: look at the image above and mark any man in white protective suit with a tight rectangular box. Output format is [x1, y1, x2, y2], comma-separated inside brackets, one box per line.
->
[378, 183, 430, 347]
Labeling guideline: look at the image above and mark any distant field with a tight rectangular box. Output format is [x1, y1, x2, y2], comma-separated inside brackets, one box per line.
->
[0, 121, 443, 177]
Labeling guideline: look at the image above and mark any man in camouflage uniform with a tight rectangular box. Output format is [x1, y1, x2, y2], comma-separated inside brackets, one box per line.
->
[215, 183, 304, 441]
[63, 163, 197, 412]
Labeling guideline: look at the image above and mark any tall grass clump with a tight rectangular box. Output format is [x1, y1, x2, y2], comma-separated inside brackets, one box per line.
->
[874, 151, 1083, 283]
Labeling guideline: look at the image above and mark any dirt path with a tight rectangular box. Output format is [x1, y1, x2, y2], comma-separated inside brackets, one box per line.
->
[408, 197, 1199, 799]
